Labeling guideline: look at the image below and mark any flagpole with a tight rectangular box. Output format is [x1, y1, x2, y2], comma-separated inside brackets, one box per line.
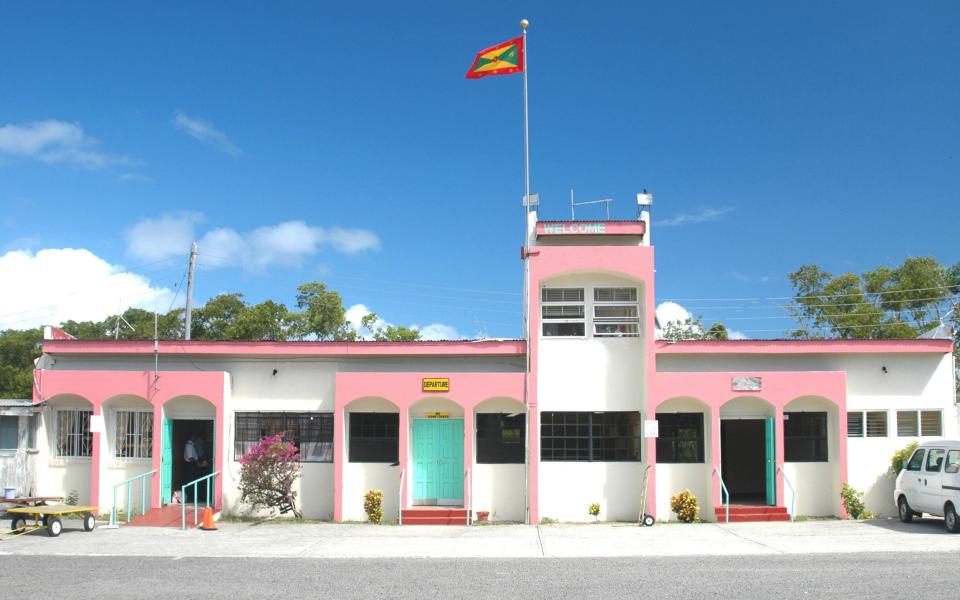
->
[519, 17, 532, 525]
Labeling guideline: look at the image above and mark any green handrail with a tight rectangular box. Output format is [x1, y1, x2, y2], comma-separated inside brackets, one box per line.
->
[111, 469, 157, 526]
[181, 470, 220, 530]
[713, 466, 730, 523]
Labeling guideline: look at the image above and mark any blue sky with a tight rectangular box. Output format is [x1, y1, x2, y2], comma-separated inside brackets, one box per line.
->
[1, 1, 958, 339]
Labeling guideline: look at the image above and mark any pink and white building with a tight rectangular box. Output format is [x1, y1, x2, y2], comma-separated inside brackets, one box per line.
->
[27, 208, 958, 523]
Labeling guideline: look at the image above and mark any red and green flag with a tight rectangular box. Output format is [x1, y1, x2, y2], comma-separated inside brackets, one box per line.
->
[465, 36, 525, 79]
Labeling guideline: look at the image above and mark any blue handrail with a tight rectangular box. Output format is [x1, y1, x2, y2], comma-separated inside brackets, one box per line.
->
[713, 466, 730, 524]
[181, 470, 220, 530]
[111, 469, 157, 526]
[778, 465, 796, 522]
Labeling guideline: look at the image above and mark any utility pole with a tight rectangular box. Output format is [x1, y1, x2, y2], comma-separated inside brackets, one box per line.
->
[184, 242, 198, 340]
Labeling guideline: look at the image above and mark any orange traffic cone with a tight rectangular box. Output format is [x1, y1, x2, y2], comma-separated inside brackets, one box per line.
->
[199, 506, 217, 531]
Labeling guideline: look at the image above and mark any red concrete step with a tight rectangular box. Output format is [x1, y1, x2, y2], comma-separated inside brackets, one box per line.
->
[714, 505, 790, 522]
[721, 513, 791, 522]
[125, 504, 219, 528]
[401, 508, 470, 525]
[716, 505, 789, 516]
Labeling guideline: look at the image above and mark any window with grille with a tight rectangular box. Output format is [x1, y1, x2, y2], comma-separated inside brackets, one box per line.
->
[348, 412, 399, 463]
[784, 412, 827, 462]
[593, 287, 640, 337]
[115, 411, 153, 459]
[56, 409, 92, 458]
[234, 412, 333, 462]
[896, 410, 942, 437]
[656, 413, 704, 463]
[541, 411, 642, 462]
[541, 288, 585, 337]
[476, 413, 525, 464]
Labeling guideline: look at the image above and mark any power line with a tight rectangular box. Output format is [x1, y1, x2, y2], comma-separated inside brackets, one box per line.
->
[660, 284, 958, 303]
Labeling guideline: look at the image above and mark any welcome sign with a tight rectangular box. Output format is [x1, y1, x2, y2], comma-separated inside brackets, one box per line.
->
[541, 222, 607, 235]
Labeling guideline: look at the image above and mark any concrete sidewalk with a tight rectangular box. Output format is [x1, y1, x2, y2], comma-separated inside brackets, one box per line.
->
[2, 518, 959, 559]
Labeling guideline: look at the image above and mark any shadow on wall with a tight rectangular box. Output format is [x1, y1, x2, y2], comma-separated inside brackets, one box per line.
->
[864, 470, 897, 518]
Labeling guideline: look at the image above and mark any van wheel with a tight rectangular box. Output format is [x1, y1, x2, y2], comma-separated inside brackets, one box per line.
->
[898, 497, 914, 523]
[945, 504, 960, 534]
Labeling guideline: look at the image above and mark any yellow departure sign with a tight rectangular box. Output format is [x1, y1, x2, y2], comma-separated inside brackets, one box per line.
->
[422, 378, 450, 392]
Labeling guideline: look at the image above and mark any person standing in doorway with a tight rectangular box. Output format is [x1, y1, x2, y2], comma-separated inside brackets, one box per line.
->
[183, 435, 198, 501]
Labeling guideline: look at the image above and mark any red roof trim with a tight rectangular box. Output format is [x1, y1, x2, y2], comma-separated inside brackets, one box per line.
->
[655, 339, 953, 354]
[43, 339, 527, 357]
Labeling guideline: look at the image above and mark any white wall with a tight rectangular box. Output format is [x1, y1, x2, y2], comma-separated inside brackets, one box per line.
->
[342, 463, 399, 522]
[655, 463, 712, 522]
[539, 462, 645, 522]
[473, 464, 525, 522]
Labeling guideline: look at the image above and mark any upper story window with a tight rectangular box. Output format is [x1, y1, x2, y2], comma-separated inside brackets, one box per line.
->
[541, 286, 640, 338]
[541, 288, 585, 337]
[593, 287, 640, 337]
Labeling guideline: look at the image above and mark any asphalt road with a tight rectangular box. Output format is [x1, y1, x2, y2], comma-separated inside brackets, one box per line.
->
[3, 552, 945, 599]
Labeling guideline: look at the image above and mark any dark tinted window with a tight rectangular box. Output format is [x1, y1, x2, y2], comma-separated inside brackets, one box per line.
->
[349, 413, 399, 463]
[784, 412, 827, 462]
[476, 413, 525, 464]
[656, 413, 704, 463]
[541, 412, 641, 462]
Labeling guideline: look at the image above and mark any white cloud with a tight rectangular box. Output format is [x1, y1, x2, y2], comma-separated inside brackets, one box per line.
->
[172, 111, 241, 156]
[0, 248, 172, 330]
[0, 120, 136, 169]
[656, 300, 749, 340]
[125, 212, 203, 263]
[727, 329, 749, 340]
[124, 214, 381, 271]
[659, 207, 734, 227]
[344, 303, 462, 341]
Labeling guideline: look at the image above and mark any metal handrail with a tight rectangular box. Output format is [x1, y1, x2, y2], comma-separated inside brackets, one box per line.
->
[111, 469, 157, 526]
[778, 465, 796, 522]
[398, 468, 405, 526]
[465, 467, 472, 526]
[713, 466, 730, 524]
[181, 470, 220, 530]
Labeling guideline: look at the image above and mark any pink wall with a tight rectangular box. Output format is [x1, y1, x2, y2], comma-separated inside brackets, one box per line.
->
[333, 371, 525, 522]
[651, 370, 847, 513]
[33, 369, 226, 512]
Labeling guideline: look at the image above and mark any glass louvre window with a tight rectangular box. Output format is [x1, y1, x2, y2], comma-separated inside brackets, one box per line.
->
[0, 416, 17, 449]
[593, 288, 640, 337]
[348, 412, 399, 463]
[476, 413, 525, 464]
[541, 288, 585, 337]
[784, 412, 828, 462]
[115, 411, 153, 459]
[896, 410, 943, 437]
[920, 411, 943, 436]
[541, 411, 642, 462]
[656, 413, 704, 463]
[234, 412, 333, 462]
[865, 411, 888, 437]
[847, 412, 865, 437]
[56, 409, 92, 458]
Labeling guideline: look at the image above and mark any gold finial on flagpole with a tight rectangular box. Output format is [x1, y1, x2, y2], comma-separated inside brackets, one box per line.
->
[520, 18, 529, 30]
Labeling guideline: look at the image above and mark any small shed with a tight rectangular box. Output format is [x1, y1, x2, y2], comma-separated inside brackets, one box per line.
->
[0, 399, 40, 497]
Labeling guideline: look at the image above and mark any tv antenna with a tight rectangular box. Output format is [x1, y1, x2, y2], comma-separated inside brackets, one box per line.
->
[114, 300, 135, 340]
[570, 188, 612, 220]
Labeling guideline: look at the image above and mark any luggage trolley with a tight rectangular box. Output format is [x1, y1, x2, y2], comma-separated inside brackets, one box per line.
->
[5, 504, 99, 538]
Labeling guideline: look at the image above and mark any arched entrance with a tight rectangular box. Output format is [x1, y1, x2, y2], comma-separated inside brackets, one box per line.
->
[410, 397, 464, 506]
[162, 395, 215, 504]
[719, 396, 775, 505]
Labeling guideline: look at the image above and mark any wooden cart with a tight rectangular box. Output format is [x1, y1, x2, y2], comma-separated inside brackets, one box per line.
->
[5, 505, 99, 538]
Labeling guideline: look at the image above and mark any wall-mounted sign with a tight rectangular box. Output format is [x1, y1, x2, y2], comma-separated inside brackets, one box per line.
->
[732, 376, 762, 392]
[426, 412, 450, 419]
[541, 222, 606, 235]
[422, 378, 450, 392]
[644, 419, 659, 438]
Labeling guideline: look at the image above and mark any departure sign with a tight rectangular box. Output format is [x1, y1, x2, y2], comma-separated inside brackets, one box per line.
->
[422, 378, 450, 392]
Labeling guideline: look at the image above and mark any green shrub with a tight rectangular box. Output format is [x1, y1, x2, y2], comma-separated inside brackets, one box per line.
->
[539, 516, 558, 525]
[363, 489, 384, 524]
[588, 503, 600, 522]
[891, 441, 919, 475]
[670, 490, 700, 523]
[840, 483, 867, 519]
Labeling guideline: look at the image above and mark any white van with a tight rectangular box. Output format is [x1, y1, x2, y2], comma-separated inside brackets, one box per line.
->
[894, 440, 960, 533]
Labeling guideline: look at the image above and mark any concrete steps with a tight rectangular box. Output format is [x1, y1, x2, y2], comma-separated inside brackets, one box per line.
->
[714, 505, 790, 523]
[401, 508, 470, 526]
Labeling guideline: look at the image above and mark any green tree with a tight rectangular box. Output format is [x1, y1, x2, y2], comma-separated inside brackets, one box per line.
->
[788, 257, 959, 340]
[660, 316, 729, 342]
[294, 282, 352, 340]
[359, 312, 421, 341]
[0, 327, 42, 398]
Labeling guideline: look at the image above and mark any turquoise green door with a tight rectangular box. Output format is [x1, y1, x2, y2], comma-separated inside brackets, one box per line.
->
[412, 419, 464, 505]
[161, 417, 172, 504]
[764, 417, 776, 506]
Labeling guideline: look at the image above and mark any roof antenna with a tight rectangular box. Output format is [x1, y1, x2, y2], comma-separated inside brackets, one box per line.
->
[114, 299, 135, 339]
[570, 188, 612, 220]
[153, 297, 160, 385]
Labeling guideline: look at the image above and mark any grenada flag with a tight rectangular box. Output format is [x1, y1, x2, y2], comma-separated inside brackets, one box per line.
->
[465, 36, 525, 79]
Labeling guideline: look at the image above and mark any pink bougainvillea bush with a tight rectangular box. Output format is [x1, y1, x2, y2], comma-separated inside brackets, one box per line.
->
[238, 434, 302, 518]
